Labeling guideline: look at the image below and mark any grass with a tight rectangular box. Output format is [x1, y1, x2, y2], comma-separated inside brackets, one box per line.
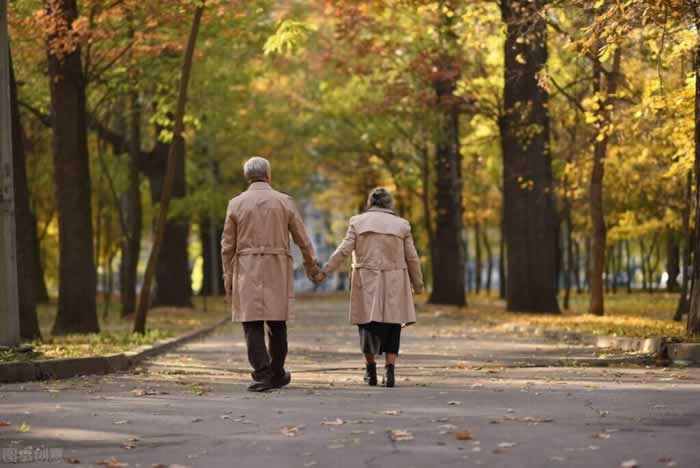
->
[1, 295, 228, 363]
[418, 291, 688, 338]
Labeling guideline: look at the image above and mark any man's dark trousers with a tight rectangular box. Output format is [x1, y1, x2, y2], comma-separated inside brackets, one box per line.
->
[242, 321, 287, 381]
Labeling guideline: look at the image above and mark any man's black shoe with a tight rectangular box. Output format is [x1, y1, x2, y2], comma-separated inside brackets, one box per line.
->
[271, 371, 291, 389]
[247, 380, 274, 392]
[364, 363, 378, 386]
[383, 364, 395, 388]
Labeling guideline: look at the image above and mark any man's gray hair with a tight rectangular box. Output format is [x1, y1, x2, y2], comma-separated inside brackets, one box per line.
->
[367, 187, 393, 210]
[243, 156, 271, 182]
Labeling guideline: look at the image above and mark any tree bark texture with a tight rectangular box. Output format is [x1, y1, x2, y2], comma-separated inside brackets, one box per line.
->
[429, 1, 466, 306]
[9, 49, 41, 339]
[500, 0, 559, 313]
[46, 0, 98, 334]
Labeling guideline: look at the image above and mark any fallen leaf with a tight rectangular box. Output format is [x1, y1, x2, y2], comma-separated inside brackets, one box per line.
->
[0, 421, 10, 427]
[504, 416, 554, 424]
[497, 442, 516, 448]
[447, 401, 462, 406]
[96, 458, 128, 468]
[389, 430, 414, 442]
[593, 432, 611, 439]
[453, 431, 473, 440]
[191, 417, 203, 423]
[383, 410, 401, 416]
[282, 424, 304, 437]
[321, 418, 345, 426]
[620, 460, 639, 468]
[17, 423, 31, 433]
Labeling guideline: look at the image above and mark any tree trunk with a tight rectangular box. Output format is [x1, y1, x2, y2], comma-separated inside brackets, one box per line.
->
[474, 222, 482, 294]
[428, 1, 466, 306]
[141, 133, 192, 308]
[102, 212, 113, 320]
[199, 217, 224, 296]
[648, 232, 661, 292]
[482, 225, 493, 294]
[605, 245, 612, 294]
[134, 2, 204, 334]
[9, 48, 40, 339]
[29, 207, 49, 303]
[420, 146, 434, 291]
[46, 0, 98, 334]
[563, 203, 574, 310]
[666, 229, 681, 292]
[584, 236, 591, 291]
[588, 45, 621, 316]
[500, 0, 559, 313]
[625, 239, 633, 293]
[675, 171, 692, 320]
[499, 215, 506, 299]
[640, 238, 648, 291]
[119, 90, 143, 317]
[573, 237, 582, 293]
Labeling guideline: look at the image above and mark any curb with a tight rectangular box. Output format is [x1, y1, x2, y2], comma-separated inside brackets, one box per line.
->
[666, 343, 700, 366]
[0, 317, 229, 384]
[501, 323, 700, 366]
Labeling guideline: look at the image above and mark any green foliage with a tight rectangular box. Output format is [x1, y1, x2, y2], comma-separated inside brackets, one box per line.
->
[263, 20, 317, 56]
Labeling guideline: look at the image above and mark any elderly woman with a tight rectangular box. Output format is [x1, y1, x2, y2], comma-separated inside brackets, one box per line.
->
[320, 188, 424, 388]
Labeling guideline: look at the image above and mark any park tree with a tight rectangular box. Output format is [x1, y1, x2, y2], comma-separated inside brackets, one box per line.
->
[44, 0, 99, 334]
[9, 47, 41, 339]
[500, 0, 560, 313]
[585, 0, 700, 333]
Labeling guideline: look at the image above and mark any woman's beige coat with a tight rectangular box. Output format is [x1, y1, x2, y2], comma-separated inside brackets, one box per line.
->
[221, 182, 318, 322]
[323, 207, 424, 325]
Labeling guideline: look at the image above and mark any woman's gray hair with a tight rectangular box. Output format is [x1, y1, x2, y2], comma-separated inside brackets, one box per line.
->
[243, 156, 271, 182]
[367, 187, 393, 210]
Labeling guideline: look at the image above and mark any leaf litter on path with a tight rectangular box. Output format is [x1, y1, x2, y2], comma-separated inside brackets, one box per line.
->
[320, 418, 344, 426]
[453, 431, 473, 440]
[17, 423, 31, 433]
[282, 424, 304, 437]
[389, 430, 414, 442]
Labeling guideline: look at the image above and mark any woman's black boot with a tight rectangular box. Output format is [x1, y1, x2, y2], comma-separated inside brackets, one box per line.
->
[364, 363, 378, 386]
[383, 364, 395, 388]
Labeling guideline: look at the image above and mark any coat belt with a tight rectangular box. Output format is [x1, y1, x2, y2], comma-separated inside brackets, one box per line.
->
[235, 247, 290, 256]
[352, 262, 407, 271]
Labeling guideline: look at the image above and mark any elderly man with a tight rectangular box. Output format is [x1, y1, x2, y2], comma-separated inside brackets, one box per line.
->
[221, 157, 321, 392]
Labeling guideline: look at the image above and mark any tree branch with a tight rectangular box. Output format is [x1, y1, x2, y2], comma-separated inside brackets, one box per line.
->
[18, 100, 52, 127]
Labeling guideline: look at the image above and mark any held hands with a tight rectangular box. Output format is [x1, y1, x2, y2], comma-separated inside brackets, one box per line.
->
[312, 270, 327, 286]
[308, 261, 327, 286]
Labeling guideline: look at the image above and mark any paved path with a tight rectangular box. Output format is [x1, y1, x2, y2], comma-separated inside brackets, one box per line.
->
[1, 298, 699, 467]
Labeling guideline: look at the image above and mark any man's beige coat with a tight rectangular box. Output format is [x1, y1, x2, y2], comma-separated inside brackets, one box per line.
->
[323, 207, 424, 325]
[221, 182, 318, 322]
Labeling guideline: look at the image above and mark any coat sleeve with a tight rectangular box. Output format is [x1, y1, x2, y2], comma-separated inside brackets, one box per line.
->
[288, 199, 320, 277]
[404, 225, 424, 294]
[220, 200, 237, 293]
[323, 222, 357, 274]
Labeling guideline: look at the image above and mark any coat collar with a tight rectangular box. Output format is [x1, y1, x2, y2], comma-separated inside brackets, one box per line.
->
[367, 207, 396, 215]
[247, 181, 272, 191]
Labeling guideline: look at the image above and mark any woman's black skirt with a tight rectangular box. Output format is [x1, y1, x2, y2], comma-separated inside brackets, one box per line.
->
[358, 321, 402, 355]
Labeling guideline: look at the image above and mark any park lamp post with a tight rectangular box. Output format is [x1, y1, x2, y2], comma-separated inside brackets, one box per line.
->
[0, 0, 21, 347]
